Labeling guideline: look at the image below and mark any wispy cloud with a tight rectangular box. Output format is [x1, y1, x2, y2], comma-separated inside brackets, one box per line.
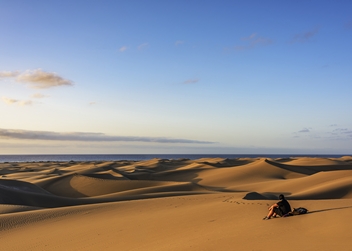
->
[19, 100, 34, 106]
[326, 126, 352, 141]
[240, 33, 257, 41]
[119, 46, 128, 52]
[2, 93, 46, 106]
[298, 128, 311, 133]
[290, 27, 319, 43]
[0, 69, 73, 89]
[175, 40, 184, 46]
[229, 33, 273, 51]
[292, 125, 352, 142]
[1, 97, 33, 106]
[1, 97, 19, 105]
[137, 43, 149, 50]
[292, 127, 311, 137]
[183, 78, 199, 84]
[0, 71, 20, 78]
[31, 93, 48, 99]
[0, 128, 214, 144]
[333, 128, 348, 132]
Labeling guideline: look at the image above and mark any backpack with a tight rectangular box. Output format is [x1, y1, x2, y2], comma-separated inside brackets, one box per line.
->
[292, 207, 308, 215]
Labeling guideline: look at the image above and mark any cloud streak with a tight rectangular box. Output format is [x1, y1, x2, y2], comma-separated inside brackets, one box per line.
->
[0, 69, 73, 89]
[1, 97, 33, 106]
[119, 46, 128, 52]
[298, 128, 310, 133]
[183, 78, 199, 84]
[293, 125, 352, 141]
[231, 33, 273, 51]
[240, 33, 257, 41]
[0, 71, 20, 78]
[137, 43, 149, 50]
[31, 93, 48, 99]
[175, 40, 184, 46]
[1, 97, 19, 105]
[290, 27, 319, 43]
[0, 128, 214, 144]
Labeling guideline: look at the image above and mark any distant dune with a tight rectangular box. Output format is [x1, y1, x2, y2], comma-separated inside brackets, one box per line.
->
[1, 157, 352, 250]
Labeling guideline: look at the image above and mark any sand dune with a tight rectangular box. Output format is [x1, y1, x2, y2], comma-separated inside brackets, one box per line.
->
[1, 157, 352, 250]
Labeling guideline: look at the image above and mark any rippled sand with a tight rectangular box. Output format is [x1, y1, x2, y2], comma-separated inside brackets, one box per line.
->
[1, 157, 352, 250]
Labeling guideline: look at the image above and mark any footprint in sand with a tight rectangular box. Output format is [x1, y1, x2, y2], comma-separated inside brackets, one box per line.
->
[222, 199, 265, 207]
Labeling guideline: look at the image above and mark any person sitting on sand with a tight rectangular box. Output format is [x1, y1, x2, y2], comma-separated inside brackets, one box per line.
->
[263, 194, 291, 220]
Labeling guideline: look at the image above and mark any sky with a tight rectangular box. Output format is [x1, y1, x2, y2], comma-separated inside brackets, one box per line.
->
[0, 0, 352, 154]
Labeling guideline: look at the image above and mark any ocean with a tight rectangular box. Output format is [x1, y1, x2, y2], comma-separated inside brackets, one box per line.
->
[0, 154, 347, 163]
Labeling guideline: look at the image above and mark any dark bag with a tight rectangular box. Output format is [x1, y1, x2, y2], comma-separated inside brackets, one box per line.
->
[292, 207, 308, 215]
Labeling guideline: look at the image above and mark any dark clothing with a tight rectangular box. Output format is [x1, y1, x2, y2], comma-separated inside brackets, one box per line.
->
[275, 199, 291, 216]
[273, 207, 284, 216]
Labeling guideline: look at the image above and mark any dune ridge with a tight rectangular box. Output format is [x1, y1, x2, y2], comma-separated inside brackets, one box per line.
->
[1, 157, 352, 205]
[1, 157, 352, 250]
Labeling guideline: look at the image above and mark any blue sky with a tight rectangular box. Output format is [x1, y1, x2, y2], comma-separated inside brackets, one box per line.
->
[0, 0, 351, 154]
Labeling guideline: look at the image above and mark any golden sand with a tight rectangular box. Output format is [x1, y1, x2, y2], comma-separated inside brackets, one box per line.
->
[1, 157, 352, 250]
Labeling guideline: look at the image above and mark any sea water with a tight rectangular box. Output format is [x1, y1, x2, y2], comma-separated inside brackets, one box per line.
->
[0, 154, 346, 163]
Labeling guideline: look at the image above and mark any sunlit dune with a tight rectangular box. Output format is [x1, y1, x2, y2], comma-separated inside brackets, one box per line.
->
[1, 157, 352, 250]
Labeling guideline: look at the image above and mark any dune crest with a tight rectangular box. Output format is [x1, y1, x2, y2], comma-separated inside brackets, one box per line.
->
[1, 157, 352, 206]
[1, 157, 352, 250]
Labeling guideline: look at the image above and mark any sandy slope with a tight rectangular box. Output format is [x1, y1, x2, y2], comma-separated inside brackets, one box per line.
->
[1, 157, 352, 250]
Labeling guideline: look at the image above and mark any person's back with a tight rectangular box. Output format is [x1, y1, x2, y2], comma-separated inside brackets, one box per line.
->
[278, 197, 291, 215]
[263, 194, 291, 220]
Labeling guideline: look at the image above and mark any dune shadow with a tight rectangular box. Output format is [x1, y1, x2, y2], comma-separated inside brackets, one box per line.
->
[243, 192, 292, 200]
[199, 158, 254, 168]
[265, 159, 352, 175]
[264, 159, 318, 175]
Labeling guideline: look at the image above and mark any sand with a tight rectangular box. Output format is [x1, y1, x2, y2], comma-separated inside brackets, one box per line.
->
[1, 157, 352, 250]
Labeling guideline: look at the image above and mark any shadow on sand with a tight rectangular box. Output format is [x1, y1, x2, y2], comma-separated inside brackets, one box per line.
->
[308, 206, 352, 214]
